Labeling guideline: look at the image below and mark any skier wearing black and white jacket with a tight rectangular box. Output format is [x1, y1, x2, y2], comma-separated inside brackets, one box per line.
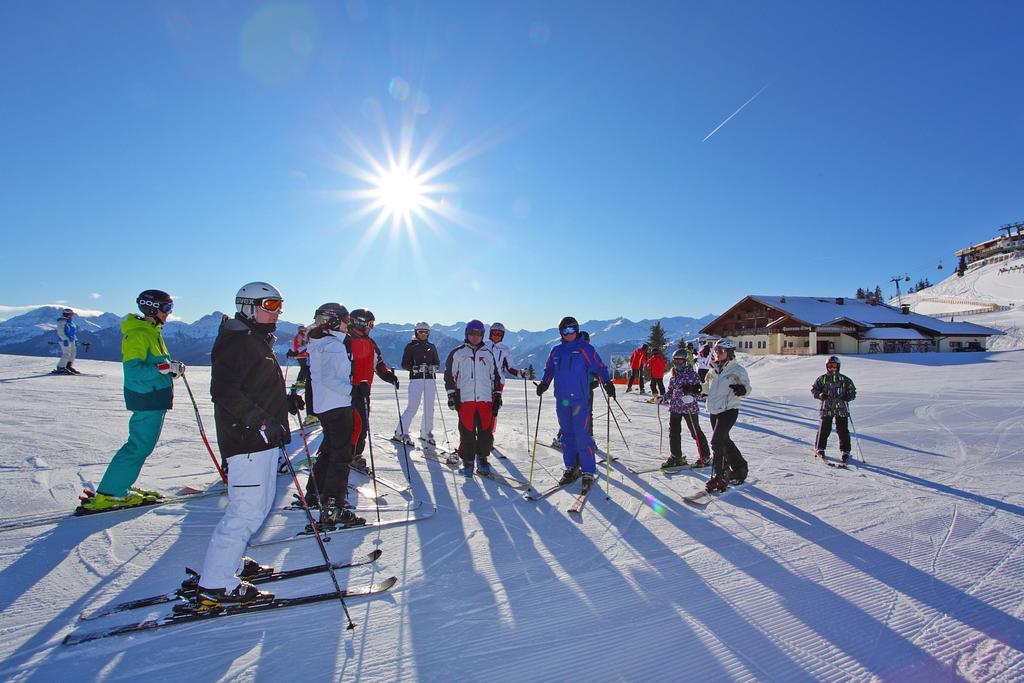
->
[395, 322, 441, 444]
[304, 303, 365, 529]
[196, 282, 300, 608]
[444, 320, 502, 476]
[701, 338, 751, 493]
[812, 355, 856, 463]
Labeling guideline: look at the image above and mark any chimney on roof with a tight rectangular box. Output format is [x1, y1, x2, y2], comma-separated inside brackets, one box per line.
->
[900, 304, 911, 315]
[835, 297, 845, 305]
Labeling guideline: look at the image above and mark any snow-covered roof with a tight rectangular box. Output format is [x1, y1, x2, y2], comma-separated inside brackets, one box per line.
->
[745, 296, 1002, 337]
[861, 328, 930, 340]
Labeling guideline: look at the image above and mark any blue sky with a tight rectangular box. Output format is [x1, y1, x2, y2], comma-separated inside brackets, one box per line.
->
[1, 2, 1021, 328]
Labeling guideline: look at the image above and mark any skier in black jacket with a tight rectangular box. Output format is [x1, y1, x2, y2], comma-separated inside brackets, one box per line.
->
[194, 282, 301, 609]
[394, 322, 441, 444]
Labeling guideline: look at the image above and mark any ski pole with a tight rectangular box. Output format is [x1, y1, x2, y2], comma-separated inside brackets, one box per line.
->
[602, 387, 632, 454]
[181, 374, 227, 483]
[278, 447, 356, 630]
[657, 398, 664, 461]
[434, 376, 455, 455]
[359, 392, 382, 524]
[612, 396, 632, 423]
[523, 373, 531, 459]
[605, 390, 612, 500]
[527, 393, 543, 491]
[392, 382, 414, 481]
[847, 405, 867, 465]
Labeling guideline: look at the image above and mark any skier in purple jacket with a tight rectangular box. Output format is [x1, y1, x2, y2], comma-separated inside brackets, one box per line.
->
[657, 348, 710, 468]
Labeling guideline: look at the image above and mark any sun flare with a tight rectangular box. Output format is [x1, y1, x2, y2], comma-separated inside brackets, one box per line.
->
[372, 166, 427, 215]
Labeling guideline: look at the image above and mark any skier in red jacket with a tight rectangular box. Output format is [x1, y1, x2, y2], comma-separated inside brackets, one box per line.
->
[626, 344, 648, 394]
[648, 350, 667, 397]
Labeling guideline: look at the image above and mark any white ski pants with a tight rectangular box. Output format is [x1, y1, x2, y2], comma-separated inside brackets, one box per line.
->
[198, 446, 278, 590]
[59, 341, 76, 369]
[397, 378, 435, 436]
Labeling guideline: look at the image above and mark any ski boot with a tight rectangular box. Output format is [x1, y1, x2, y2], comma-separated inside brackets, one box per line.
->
[557, 466, 581, 486]
[445, 452, 462, 466]
[476, 460, 493, 476]
[393, 432, 414, 446]
[724, 466, 747, 484]
[459, 462, 475, 477]
[550, 437, 563, 450]
[814, 449, 826, 460]
[51, 367, 71, 375]
[705, 473, 729, 493]
[189, 581, 274, 611]
[422, 433, 436, 445]
[691, 457, 710, 469]
[580, 471, 597, 488]
[840, 452, 850, 465]
[76, 490, 156, 514]
[352, 455, 369, 472]
[66, 365, 82, 375]
[129, 485, 164, 499]
[661, 456, 687, 469]
[302, 414, 319, 426]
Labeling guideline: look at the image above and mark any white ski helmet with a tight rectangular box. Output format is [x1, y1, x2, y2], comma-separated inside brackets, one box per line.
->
[235, 281, 283, 321]
[414, 321, 430, 332]
[489, 322, 506, 338]
[714, 338, 737, 350]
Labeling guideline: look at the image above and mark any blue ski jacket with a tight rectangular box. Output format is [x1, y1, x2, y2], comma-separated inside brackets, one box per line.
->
[541, 338, 611, 402]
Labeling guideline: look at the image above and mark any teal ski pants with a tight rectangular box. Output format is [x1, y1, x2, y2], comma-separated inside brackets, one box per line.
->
[97, 410, 167, 497]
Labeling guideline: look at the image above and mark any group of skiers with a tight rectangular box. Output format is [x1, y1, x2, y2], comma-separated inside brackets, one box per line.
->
[71, 284, 859, 610]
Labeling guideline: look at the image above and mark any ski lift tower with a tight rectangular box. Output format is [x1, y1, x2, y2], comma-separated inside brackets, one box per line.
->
[890, 273, 910, 307]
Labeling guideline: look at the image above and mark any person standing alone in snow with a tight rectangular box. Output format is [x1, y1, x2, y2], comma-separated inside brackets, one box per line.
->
[626, 343, 648, 394]
[536, 316, 615, 487]
[395, 322, 441, 445]
[812, 355, 857, 464]
[193, 282, 294, 608]
[702, 338, 751, 493]
[78, 291, 184, 512]
[54, 307, 79, 374]
[444, 320, 502, 476]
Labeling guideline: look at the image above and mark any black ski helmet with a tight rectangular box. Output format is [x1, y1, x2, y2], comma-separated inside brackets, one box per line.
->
[826, 355, 841, 370]
[314, 303, 349, 330]
[558, 316, 579, 334]
[61, 307, 74, 318]
[348, 309, 371, 332]
[137, 289, 173, 317]
[672, 347, 688, 363]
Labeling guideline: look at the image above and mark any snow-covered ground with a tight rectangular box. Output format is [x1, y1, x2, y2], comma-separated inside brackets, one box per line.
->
[1, 351, 1023, 681]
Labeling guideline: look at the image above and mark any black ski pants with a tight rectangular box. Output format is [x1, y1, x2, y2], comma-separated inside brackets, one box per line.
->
[354, 392, 370, 455]
[816, 415, 851, 453]
[670, 412, 710, 460]
[627, 369, 645, 392]
[709, 409, 746, 477]
[650, 377, 666, 396]
[306, 406, 354, 503]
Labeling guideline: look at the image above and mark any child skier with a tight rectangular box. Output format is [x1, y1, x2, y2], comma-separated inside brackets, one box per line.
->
[657, 348, 710, 468]
[54, 307, 79, 374]
[701, 338, 751, 492]
[78, 291, 184, 512]
[811, 355, 857, 464]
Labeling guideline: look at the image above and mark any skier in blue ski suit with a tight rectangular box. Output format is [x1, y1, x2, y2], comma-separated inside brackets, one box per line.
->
[536, 316, 615, 486]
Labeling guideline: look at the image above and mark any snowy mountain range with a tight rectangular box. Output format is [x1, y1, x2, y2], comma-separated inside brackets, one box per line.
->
[0, 305, 717, 371]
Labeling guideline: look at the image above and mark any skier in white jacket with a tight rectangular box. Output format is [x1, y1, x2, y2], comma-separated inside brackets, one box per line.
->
[701, 338, 751, 493]
[444, 320, 502, 476]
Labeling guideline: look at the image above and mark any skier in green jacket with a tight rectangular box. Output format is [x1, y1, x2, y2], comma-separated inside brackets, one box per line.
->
[79, 290, 185, 512]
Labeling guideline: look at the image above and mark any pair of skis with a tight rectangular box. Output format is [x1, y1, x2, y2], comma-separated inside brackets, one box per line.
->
[415, 440, 533, 492]
[251, 503, 435, 548]
[65, 550, 396, 646]
[524, 476, 596, 514]
[0, 484, 226, 533]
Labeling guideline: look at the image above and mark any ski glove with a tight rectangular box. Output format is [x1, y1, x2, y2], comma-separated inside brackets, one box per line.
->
[447, 391, 461, 411]
[287, 392, 305, 416]
[158, 360, 186, 378]
[381, 369, 399, 386]
[535, 380, 549, 396]
[258, 421, 288, 445]
[492, 393, 502, 414]
[729, 383, 746, 397]
[603, 381, 616, 398]
[286, 349, 297, 358]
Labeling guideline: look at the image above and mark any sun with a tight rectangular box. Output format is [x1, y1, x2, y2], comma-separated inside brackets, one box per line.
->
[372, 165, 427, 215]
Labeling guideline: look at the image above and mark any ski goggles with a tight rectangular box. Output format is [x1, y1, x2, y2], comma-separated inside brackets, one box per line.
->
[672, 358, 687, 364]
[559, 326, 577, 335]
[139, 299, 174, 313]
[489, 329, 505, 339]
[466, 329, 484, 337]
[258, 298, 284, 313]
[416, 329, 430, 335]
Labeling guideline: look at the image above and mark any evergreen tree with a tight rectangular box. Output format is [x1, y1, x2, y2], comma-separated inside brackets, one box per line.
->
[856, 287, 865, 299]
[646, 322, 668, 357]
[874, 285, 883, 300]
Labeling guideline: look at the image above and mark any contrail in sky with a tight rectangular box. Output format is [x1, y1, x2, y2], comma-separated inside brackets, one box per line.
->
[702, 84, 769, 142]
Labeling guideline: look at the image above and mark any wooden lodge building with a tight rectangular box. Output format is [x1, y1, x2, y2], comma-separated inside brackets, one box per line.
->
[700, 295, 1003, 355]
